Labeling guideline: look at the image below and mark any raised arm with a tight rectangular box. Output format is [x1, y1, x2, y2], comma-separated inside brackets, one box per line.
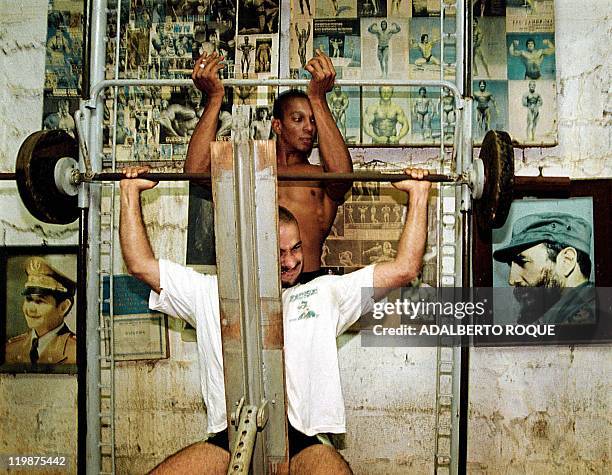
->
[184, 52, 226, 174]
[542, 39, 555, 56]
[305, 50, 353, 202]
[119, 166, 161, 293]
[373, 169, 431, 298]
[509, 40, 521, 57]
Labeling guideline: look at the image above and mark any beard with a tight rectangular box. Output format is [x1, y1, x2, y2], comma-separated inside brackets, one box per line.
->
[514, 267, 563, 324]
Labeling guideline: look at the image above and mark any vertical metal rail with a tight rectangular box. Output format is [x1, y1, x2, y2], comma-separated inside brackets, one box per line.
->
[98, 181, 117, 475]
[77, 209, 89, 475]
[211, 141, 289, 474]
[434, 1, 470, 474]
[84, 0, 108, 472]
[458, 1, 474, 473]
[95, 2, 122, 472]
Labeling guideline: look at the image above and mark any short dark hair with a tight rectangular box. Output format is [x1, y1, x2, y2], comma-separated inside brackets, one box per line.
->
[419, 87, 427, 94]
[278, 206, 298, 226]
[543, 242, 592, 279]
[421, 34, 428, 42]
[272, 89, 309, 121]
[526, 38, 535, 46]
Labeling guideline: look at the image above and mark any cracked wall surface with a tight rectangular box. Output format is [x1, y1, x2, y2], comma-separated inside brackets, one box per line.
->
[0, 0, 610, 473]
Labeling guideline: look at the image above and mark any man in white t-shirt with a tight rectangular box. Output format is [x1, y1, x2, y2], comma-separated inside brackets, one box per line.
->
[119, 166, 431, 474]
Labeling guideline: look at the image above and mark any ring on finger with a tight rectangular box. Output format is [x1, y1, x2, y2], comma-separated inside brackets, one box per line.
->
[199, 62, 206, 68]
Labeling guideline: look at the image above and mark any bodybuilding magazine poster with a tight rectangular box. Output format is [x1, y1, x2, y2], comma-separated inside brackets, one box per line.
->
[320, 148, 440, 287]
[42, 0, 84, 138]
[97, 1, 280, 162]
[287, 0, 558, 146]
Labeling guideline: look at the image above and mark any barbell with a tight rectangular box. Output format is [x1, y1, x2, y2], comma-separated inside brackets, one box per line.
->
[9, 128, 514, 231]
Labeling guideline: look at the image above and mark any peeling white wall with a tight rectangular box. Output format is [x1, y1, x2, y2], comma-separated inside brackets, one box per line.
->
[467, 2, 612, 474]
[0, 2, 78, 473]
[0, 1, 610, 474]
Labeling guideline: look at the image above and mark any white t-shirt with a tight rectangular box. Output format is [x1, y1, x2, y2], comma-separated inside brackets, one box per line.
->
[149, 259, 375, 436]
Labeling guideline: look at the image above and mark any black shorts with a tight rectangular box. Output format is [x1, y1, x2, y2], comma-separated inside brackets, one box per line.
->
[207, 423, 322, 458]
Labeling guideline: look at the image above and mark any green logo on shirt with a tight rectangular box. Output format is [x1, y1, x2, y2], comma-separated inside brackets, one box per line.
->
[290, 296, 319, 321]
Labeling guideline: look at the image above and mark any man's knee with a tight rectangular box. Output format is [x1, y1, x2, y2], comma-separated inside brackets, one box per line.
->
[149, 441, 229, 475]
[289, 444, 352, 475]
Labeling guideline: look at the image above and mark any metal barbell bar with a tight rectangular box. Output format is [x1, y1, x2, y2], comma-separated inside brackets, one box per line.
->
[10, 129, 514, 230]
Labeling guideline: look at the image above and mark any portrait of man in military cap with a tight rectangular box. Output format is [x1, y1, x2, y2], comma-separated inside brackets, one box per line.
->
[492, 205, 595, 326]
[2, 251, 77, 371]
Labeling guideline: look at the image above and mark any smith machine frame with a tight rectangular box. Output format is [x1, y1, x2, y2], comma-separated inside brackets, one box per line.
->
[72, 0, 473, 473]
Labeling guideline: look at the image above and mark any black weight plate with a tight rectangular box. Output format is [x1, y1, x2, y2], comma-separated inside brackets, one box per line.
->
[475, 130, 514, 231]
[16, 130, 79, 225]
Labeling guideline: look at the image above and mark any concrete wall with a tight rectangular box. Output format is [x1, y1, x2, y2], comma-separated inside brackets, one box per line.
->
[0, 1, 610, 473]
[0, 2, 79, 473]
[467, 2, 611, 474]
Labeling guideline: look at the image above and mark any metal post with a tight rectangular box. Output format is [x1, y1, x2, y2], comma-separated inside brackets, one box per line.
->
[77, 208, 88, 475]
[211, 140, 289, 474]
[84, 0, 107, 473]
[457, 7, 474, 466]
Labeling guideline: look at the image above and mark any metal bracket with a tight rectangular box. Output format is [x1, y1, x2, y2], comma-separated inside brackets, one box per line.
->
[231, 397, 245, 428]
[227, 399, 270, 475]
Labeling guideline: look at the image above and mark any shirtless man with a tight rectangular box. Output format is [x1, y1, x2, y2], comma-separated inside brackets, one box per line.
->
[509, 38, 555, 80]
[368, 20, 401, 78]
[473, 18, 490, 77]
[358, 205, 367, 223]
[473, 79, 497, 134]
[364, 86, 410, 144]
[413, 87, 434, 139]
[237, 36, 255, 74]
[295, 22, 311, 69]
[256, 40, 272, 72]
[441, 87, 456, 140]
[345, 204, 354, 224]
[297, 0, 312, 16]
[43, 99, 76, 138]
[381, 204, 391, 223]
[158, 88, 203, 138]
[522, 80, 543, 141]
[411, 33, 441, 69]
[363, 241, 397, 263]
[330, 37, 343, 58]
[251, 107, 272, 140]
[370, 205, 378, 223]
[186, 49, 352, 279]
[331, 0, 339, 16]
[328, 86, 349, 138]
[391, 0, 402, 15]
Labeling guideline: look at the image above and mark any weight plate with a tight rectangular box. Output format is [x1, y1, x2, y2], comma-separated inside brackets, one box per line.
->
[475, 130, 514, 231]
[16, 130, 79, 225]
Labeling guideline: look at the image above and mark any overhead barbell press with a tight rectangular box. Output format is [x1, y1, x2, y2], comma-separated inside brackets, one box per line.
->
[11, 128, 514, 232]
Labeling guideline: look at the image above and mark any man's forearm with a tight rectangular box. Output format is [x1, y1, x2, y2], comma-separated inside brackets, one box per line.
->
[311, 95, 353, 200]
[310, 97, 352, 173]
[184, 95, 224, 173]
[119, 187, 160, 292]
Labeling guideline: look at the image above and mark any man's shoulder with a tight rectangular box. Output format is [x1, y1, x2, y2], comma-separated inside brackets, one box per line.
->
[6, 332, 28, 346]
[281, 162, 323, 173]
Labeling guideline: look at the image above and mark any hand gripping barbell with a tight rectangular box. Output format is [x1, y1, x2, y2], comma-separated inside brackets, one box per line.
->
[11, 129, 514, 231]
